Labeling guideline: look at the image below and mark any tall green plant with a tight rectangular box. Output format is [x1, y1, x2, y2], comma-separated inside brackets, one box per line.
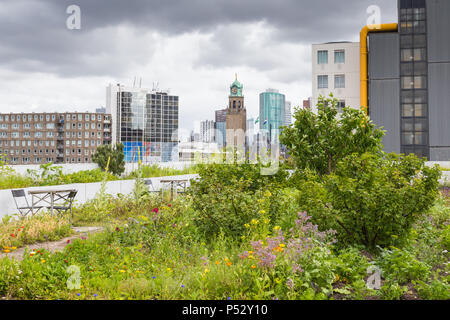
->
[92, 143, 125, 176]
[280, 94, 385, 179]
[132, 147, 149, 203]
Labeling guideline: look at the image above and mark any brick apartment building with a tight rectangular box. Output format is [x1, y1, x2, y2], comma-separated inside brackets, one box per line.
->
[0, 112, 111, 165]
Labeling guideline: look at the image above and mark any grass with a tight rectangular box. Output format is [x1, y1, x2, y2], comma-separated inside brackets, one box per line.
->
[0, 214, 73, 252]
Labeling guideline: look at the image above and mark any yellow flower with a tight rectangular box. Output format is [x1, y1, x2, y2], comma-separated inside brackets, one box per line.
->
[251, 265, 256, 269]
[119, 270, 126, 273]
[167, 268, 172, 272]
[264, 191, 272, 197]
[263, 218, 270, 224]
[226, 262, 232, 267]
[224, 257, 229, 262]
[204, 268, 210, 273]
[248, 255, 254, 259]
[30, 252, 36, 256]
[279, 244, 285, 248]
[244, 224, 250, 228]
[259, 210, 266, 215]
[275, 278, 281, 284]
[11, 247, 17, 250]
[273, 226, 280, 231]
[250, 219, 259, 225]
[215, 261, 220, 265]
[3, 250, 11, 253]
[41, 259, 46, 263]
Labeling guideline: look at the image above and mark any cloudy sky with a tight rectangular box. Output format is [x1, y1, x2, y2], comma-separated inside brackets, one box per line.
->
[0, 0, 397, 138]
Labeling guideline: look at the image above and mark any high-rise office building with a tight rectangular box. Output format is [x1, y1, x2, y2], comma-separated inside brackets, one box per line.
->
[259, 89, 285, 143]
[215, 109, 227, 149]
[246, 118, 255, 148]
[106, 84, 179, 163]
[311, 42, 360, 113]
[0, 111, 111, 165]
[284, 101, 292, 127]
[226, 75, 247, 150]
[200, 120, 215, 143]
[367, 0, 450, 160]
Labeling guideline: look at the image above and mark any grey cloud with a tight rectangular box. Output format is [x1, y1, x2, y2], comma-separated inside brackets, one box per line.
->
[0, 0, 397, 78]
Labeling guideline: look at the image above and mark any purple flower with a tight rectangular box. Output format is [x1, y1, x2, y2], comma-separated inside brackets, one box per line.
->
[181, 284, 184, 288]
[286, 278, 295, 290]
[76, 293, 81, 296]
[200, 255, 209, 266]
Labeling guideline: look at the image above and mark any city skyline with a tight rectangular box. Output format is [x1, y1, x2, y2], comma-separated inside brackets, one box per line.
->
[0, 0, 397, 137]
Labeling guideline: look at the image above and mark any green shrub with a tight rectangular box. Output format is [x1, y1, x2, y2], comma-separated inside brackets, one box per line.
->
[92, 143, 125, 176]
[377, 248, 431, 284]
[188, 163, 288, 240]
[415, 276, 450, 300]
[314, 152, 441, 249]
[280, 94, 384, 179]
[379, 281, 408, 300]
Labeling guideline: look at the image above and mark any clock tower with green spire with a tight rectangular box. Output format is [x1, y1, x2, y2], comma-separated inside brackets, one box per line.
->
[226, 74, 247, 151]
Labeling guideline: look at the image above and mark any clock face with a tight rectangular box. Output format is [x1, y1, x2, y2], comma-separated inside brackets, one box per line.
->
[232, 87, 237, 94]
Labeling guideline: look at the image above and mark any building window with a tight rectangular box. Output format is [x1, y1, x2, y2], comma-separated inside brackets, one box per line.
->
[401, 76, 427, 89]
[401, 48, 426, 61]
[317, 50, 328, 64]
[318, 75, 328, 89]
[334, 75, 345, 88]
[334, 50, 345, 63]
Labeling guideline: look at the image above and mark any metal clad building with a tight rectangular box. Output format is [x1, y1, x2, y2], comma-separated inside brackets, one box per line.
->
[369, 0, 450, 160]
[369, 32, 401, 153]
[427, 0, 450, 160]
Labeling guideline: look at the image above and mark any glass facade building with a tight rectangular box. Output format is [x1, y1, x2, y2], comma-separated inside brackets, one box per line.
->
[215, 109, 227, 149]
[259, 89, 285, 143]
[107, 84, 179, 163]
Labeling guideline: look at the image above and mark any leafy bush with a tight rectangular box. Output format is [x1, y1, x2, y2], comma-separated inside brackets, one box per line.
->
[280, 94, 384, 179]
[310, 152, 441, 249]
[377, 248, 431, 284]
[92, 143, 125, 176]
[379, 281, 408, 300]
[414, 275, 450, 300]
[188, 163, 288, 240]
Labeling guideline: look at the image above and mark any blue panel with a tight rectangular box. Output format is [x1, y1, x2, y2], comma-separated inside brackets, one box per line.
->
[123, 141, 143, 163]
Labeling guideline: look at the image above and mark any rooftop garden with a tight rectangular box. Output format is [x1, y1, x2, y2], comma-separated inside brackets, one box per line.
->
[0, 95, 448, 300]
